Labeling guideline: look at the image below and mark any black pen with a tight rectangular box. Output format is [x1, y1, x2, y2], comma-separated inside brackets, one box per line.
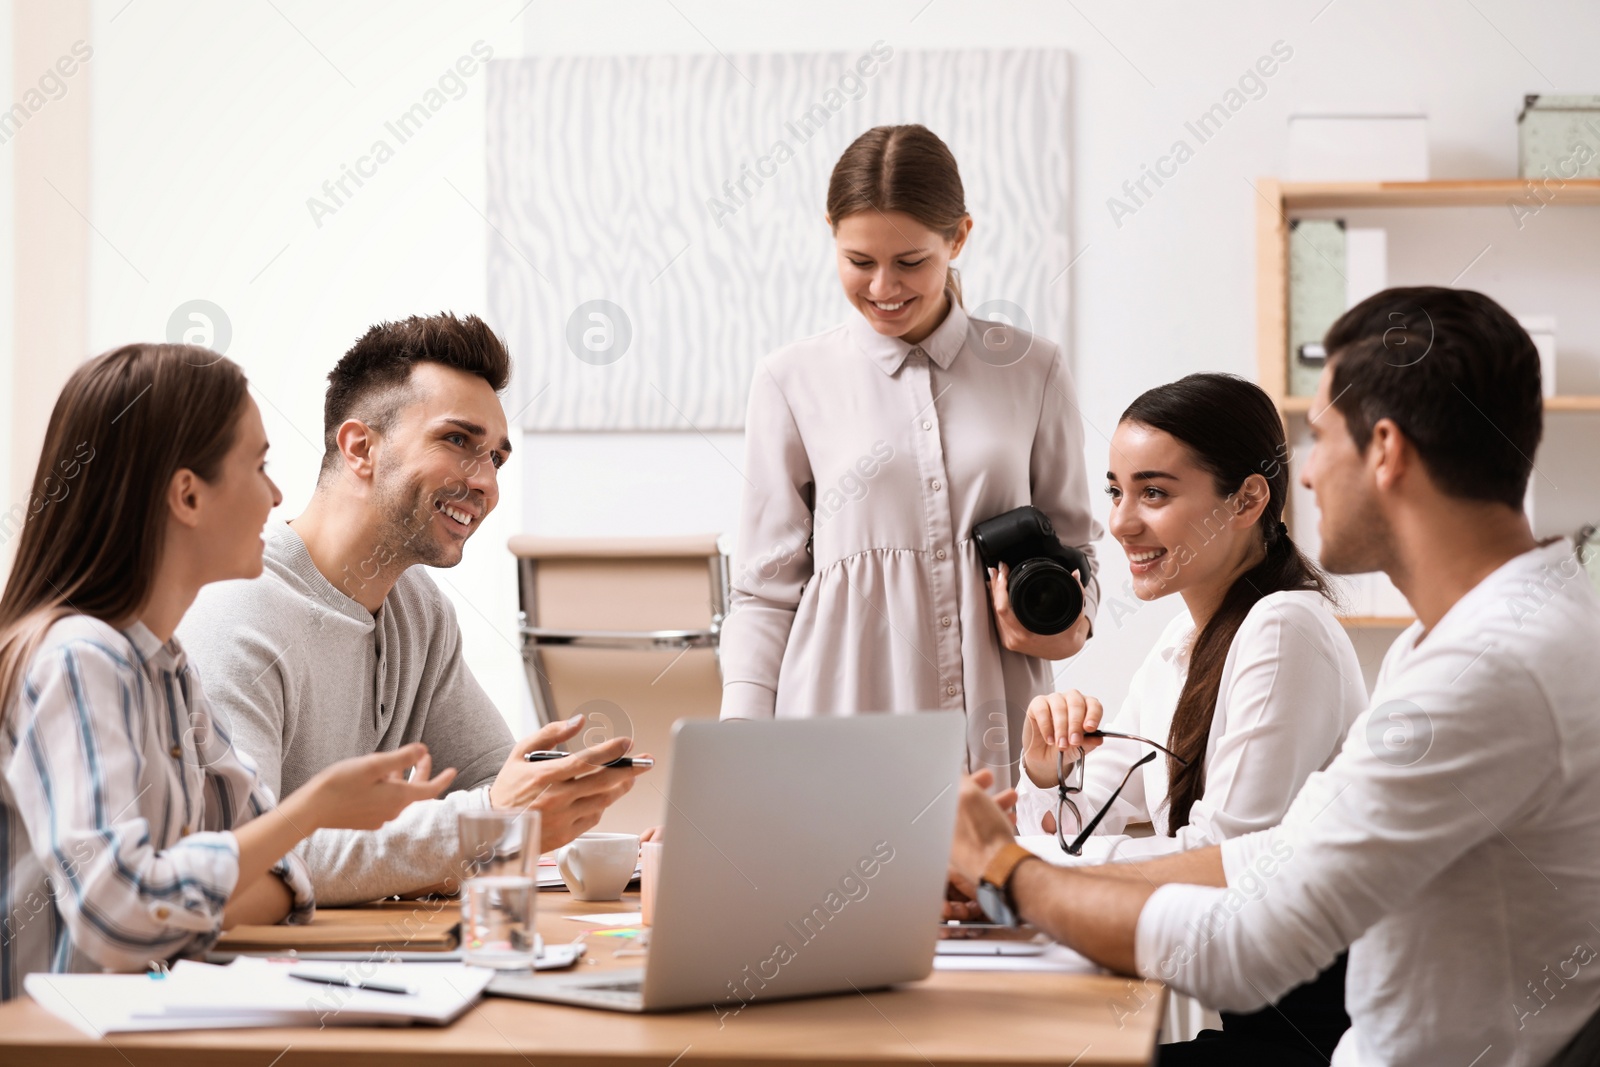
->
[289, 970, 417, 996]
[522, 749, 654, 768]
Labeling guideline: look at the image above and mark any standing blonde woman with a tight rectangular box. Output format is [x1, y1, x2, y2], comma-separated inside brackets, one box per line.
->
[719, 124, 1101, 781]
[0, 344, 451, 999]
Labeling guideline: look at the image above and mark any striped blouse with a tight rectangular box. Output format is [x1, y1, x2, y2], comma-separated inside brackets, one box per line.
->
[0, 615, 314, 1000]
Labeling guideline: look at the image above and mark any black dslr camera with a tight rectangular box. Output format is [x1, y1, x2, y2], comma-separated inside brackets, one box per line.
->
[972, 506, 1089, 635]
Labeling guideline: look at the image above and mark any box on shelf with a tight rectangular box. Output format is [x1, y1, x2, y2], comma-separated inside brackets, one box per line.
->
[1518, 95, 1600, 180]
[1579, 526, 1600, 598]
[1287, 222, 1387, 397]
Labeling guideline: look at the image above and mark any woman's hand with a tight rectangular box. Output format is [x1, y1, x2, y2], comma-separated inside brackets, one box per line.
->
[1020, 689, 1105, 788]
[231, 744, 456, 917]
[989, 562, 1091, 660]
[289, 742, 457, 833]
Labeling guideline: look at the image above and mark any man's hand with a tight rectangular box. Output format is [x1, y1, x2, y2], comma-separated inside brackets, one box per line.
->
[949, 769, 1022, 895]
[489, 715, 652, 850]
[989, 562, 1092, 660]
[942, 876, 986, 922]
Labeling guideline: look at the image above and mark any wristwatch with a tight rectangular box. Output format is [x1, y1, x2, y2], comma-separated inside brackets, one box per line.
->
[975, 842, 1038, 927]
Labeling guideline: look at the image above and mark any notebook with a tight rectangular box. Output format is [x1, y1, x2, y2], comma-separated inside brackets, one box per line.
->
[214, 908, 459, 954]
[25, 958, 492, 1034]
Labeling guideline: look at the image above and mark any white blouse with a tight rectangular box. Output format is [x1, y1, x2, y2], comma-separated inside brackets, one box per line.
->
[1015, 589, 1365, 862]
[718, 300, 1103, 783]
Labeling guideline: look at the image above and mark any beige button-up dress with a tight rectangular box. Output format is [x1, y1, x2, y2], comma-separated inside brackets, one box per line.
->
[718, 300, 1103, 783]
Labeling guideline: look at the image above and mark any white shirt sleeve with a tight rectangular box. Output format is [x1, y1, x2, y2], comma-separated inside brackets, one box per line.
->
[1014, 677, 1150, 841]
[1020, 595, 1360, 866]
[1117, 596, 1361, 859]
[1132, 648, 1558, 1012]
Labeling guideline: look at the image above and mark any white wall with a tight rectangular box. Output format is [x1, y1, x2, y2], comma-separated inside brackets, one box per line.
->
[514, 0, 1600, 708]
[84, 0, 530, 723]
[75, 0, 1600, 731]
[0, 1, 13, 524]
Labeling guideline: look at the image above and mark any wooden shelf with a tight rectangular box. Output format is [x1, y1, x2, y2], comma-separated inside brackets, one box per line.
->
[1544, 395, 1600, 412]
[1337, 616, 1415, 629]
[1254, 177, 1600, 612]
[1253, 177, 1600, 407]
[1278, 394, 1600, 414]
[1278, 179, 1600, 210]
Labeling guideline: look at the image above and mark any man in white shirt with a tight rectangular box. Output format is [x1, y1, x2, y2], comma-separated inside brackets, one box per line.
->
[949, 287, 1600, 1066]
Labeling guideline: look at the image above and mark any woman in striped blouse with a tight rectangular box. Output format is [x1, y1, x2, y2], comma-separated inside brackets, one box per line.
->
[0, 343, 456, 999]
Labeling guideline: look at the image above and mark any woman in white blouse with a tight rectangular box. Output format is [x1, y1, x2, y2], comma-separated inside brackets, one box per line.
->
[1014, 372, 1365, 861]
[1011, 373, 1364, 1061]
[0, 344, 453, 998]
[719, 125, 1102, 782]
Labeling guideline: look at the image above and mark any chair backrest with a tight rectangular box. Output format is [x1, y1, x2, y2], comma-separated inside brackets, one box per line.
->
[509, 534, 728, 834]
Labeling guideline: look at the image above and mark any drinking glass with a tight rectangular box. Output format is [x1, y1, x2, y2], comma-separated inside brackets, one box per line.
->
[458, 809, 540, 969]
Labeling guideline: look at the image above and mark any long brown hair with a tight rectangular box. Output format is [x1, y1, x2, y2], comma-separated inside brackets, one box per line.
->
[826, 124, 970, 306]
[1120, 374, 1331, 832]
[0, 344, 247, 718]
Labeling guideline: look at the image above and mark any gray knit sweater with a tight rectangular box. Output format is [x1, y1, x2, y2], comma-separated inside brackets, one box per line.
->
[178, 520, 513, 904]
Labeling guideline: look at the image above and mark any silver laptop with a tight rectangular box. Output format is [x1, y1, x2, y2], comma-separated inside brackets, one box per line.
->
[488, 712, 964, 1013]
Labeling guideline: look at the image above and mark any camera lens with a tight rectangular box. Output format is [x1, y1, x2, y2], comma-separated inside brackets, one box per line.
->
[1007, 558, 1082, 635]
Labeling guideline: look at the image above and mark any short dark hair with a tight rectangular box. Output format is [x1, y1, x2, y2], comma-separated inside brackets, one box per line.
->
[1324, 286, 1542, 509]
[322, 312, 511, 472]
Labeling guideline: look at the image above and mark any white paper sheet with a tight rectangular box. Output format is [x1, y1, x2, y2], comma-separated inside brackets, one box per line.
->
[25, 957, 493, 1035]
[566, 911, 644, 926]
[932, 943, 1103, 974]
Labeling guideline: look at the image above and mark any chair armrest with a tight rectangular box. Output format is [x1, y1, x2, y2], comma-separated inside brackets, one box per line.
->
[519, 624, 720, 651]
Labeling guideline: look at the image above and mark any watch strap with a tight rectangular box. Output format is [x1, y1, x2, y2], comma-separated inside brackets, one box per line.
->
[980, 842, 1037, 908]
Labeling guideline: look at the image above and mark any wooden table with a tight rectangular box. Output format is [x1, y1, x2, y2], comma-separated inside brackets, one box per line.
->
[0, 892, 1166, 1066]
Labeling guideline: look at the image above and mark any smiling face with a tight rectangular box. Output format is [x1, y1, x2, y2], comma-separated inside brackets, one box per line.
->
[832, 209, 971, 345]
[368, 361, 511, 570]
[1106, 420, 1268, 604]
[194, 396, 283, 582]
[1301, 364, 1393, 575]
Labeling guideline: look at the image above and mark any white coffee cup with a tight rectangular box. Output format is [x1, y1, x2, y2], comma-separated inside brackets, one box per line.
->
[556, 832, 640, 901]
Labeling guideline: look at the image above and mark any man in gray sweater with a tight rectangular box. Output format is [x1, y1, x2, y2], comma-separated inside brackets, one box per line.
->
[180, 312, 648, 905]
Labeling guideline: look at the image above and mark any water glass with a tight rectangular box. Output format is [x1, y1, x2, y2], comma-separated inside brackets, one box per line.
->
[458, 809, 540, 969]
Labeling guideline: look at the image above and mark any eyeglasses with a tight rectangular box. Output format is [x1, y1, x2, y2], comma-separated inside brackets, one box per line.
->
[1055, 731, 1191, 857]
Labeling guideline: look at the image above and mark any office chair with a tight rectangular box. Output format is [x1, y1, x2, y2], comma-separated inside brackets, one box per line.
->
[509, 534, 728, 834]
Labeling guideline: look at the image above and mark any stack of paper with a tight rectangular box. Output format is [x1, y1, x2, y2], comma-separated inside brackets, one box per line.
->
[25, 957, 493, 1035]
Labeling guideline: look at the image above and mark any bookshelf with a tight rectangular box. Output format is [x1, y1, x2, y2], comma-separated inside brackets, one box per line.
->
[1254, 179, 1600, 628]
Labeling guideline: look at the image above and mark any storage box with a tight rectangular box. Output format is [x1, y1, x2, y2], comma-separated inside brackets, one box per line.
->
[1518, 95, 1600, 180]
[1286, 223, 1388, 397]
